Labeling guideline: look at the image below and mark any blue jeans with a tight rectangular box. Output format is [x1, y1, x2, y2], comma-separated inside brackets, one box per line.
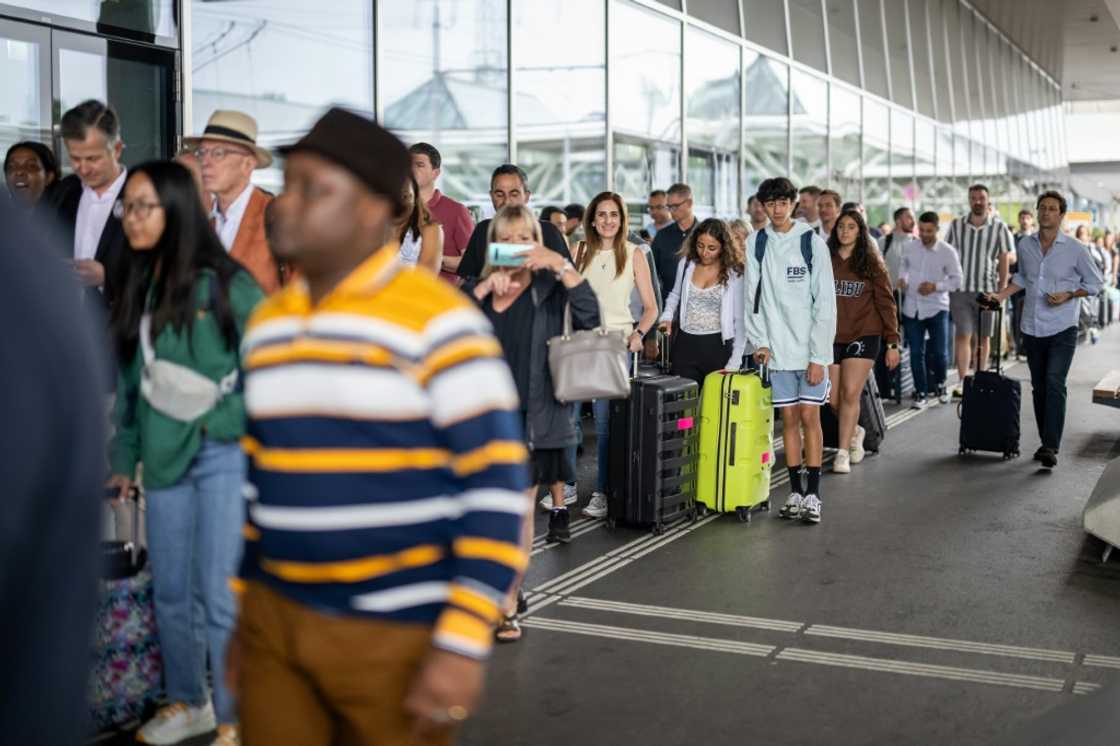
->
[146, 440, 246, 724]
[1022, 328, 1077, 451]
[902, 310, 949, 396]
[563, 400, 610, 493]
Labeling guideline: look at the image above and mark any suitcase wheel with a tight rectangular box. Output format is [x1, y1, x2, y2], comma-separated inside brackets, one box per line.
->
[606, 518, 616, 530]
[696, 504, 709, 518]
[689, 507, 699, 523]
[761, 500, 771, 512]
[736, 507, 751, 524]
[652, 523, 665, 536]
[959, 447, 969, 456]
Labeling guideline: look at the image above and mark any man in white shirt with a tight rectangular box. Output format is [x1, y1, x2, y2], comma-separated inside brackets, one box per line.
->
[796, 185, 822, 233]
[56, 100, 129, 310]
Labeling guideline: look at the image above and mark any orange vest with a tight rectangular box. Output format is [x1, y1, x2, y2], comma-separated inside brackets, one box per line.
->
[230, 188, 286, 294]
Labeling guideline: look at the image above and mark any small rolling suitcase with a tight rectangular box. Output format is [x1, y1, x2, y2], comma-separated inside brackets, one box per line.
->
[696, 368, 773, 523]
[821, 375, 887, 454]
[607, 354, 700, 534]
[875, 344, 914, 404]
[958, 303, 1021, 460]
[90, 488, 163, 732]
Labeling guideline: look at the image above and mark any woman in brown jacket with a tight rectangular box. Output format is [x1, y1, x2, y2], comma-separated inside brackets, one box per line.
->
[827, 208, 900, 473]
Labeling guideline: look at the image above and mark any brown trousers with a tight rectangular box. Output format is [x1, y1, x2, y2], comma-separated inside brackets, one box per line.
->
[238, 582, 454, 746]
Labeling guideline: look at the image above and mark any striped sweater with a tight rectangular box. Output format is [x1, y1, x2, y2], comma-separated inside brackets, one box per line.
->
[944, 215, 1013, 293]
[238, 244, 529, 660]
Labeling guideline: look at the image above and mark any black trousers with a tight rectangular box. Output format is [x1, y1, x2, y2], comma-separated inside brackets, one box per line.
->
[670, 330, 732, 386]
[1022, 327, 1078, 451]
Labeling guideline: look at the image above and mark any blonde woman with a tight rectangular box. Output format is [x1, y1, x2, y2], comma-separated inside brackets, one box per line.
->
[466, 205, 600, 640]
[573, 192, 659, 519]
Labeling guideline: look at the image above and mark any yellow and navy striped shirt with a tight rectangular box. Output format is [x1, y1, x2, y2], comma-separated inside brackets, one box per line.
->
[238, 244, 529, 660]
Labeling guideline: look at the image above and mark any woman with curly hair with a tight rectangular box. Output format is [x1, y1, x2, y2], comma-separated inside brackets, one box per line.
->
[658, 218, 747, 385]
[826, 208, 899, 473]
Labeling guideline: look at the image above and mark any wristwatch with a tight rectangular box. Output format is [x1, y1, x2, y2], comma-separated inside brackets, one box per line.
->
[555, 260, 576, 279]
[886, 342, 900, 350]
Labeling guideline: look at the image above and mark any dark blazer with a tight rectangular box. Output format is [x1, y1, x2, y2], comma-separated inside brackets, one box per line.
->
[53, 174, 129, 311]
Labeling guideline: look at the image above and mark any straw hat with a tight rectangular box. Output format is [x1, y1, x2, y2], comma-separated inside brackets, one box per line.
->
[184, 110, 272, 168]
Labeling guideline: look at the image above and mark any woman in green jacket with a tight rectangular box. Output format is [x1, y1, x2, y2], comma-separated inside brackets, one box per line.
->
[106, 161, 263, 746]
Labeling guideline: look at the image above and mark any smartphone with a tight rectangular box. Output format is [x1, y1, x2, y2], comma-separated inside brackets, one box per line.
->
[487, 242, 528, 268]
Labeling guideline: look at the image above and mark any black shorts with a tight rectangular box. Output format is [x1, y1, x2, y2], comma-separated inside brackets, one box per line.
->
[833, 335, 881, 362]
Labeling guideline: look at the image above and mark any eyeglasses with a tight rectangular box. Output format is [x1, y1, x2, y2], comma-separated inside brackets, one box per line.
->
[666, 201, 687, 211]
[113, 200, 163, 220]
[194, 146, 251, 162]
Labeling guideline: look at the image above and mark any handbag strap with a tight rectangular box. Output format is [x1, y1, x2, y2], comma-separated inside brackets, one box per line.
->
[562, 302, 573, 337]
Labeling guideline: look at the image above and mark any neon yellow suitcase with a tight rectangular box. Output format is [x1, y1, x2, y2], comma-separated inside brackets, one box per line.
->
[696, 370, 774, 523]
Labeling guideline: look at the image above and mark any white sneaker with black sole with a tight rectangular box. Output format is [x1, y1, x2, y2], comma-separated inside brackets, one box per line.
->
[136, 702, 216, 745]
[849, 425, 866, 464]
[539, 483, 578, 512]
[582, 491, 608, 519]
[800, 494, 822, 524]
[779, 493, 803, 520]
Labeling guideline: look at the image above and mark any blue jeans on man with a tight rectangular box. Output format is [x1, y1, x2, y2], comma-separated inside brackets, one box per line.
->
[1021, 327, 1077, 451]
[902, 310, 950, 396]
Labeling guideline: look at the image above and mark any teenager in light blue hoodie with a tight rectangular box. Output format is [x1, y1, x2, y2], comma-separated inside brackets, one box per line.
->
[745, 178, 837, 524]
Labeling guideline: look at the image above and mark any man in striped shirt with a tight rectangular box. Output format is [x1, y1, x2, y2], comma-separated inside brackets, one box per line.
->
[945, 184, 1013, 395]
[227, 109, 529, 745]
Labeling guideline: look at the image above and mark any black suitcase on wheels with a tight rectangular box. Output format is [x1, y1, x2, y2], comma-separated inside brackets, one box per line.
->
[958, 304, 1021, 460]
[607, 369, 700, 534]
[822, 375, 887, 454]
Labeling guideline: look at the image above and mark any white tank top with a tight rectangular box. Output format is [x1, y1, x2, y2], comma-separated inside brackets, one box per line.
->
[399, 230, 422, 266]
[581, 243, 636, 333]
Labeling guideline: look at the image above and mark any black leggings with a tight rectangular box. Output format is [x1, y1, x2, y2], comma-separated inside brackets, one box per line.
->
[670, 330, 732, 386]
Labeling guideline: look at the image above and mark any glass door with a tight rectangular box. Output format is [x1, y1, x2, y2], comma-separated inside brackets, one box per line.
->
[52, 30, 176, 168]
[0, 18, 51, 162]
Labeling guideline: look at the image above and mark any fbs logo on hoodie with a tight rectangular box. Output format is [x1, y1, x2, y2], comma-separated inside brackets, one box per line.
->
[786, 265, 808, 282]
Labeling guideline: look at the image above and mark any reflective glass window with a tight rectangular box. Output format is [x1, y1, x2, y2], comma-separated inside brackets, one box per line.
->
[688, 0, 742, 35]
[743, 51, 789, 196]
[890, 108, 914, 209]
[685, 28, 740, 217]
[915, 117, 935, 207]
[863, 97, 890, 226]
[16, 0, 176, 41]
[829, 84, 861, 204]
[514, 0, 606, 206]
[857, 0, 889, 99]
[790, 70, 828, 190]
[742, 0, 789, 56]
[825, 0, 861, 87]
[935, 126, 954, 214]
[883, 0, 913, 109]
[789, 0, 828, 74]
[193, 0, 374, 193]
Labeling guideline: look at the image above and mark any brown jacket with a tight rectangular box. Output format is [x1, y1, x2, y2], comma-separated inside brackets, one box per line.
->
[832, 252, 900, 345]
[230, 188, 285, 294]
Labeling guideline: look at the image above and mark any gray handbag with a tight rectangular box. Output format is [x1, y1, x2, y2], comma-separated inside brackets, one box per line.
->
[547, 304, 630, 403]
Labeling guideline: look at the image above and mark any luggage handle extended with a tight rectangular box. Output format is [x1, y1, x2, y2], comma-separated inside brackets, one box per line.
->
[632, 329, 670, 380]
[104, 486, 143, 567]
[975, 295, 1003, 377]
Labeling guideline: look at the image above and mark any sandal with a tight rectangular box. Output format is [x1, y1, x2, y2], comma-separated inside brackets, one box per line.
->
[495, 614, 522, 643]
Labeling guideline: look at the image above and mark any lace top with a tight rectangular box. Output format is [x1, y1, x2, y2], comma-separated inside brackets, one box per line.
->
[681, 281, 723, 335]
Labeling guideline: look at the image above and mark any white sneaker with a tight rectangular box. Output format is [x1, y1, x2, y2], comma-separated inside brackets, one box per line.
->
[137, 702, 216, 745]
[850, 426, 866, 464]
[938, 387, 951, 404]
[539, 483, 579, 512]
[911, 396, 927, 411]
[779, 493, 803, 519]
[1091, 328, 1101, 345]
[582, 492, 608, 518]
[212, 725, 240, 746]
[800, 494, 822, 524]
[833, 450, 851, 473]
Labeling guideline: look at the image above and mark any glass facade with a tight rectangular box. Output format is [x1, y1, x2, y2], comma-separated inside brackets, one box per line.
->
[171, 0, 1068, 220]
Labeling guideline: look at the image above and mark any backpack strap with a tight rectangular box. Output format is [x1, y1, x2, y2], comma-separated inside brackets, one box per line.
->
[752, 231, 768, 314]
[800, 231, 814, 274]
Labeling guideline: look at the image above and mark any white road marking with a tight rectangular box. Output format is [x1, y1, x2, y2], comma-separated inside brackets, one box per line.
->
[1083, 654, 1120, 670]
[561, 597, 803, 633]
[522, 617, 774, 657]
[805, 624, 1076, 664]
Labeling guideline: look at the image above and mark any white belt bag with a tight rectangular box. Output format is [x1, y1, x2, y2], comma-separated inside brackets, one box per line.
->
[139, 313, 238, 422]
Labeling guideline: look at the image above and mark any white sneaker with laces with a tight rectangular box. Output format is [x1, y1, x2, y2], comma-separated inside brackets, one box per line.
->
[833, 450, 851, 473]
[582, 492, 608, 518]
[849, 426, 866, 464]
[136, 702, 216, 745]
[911, 396, 927, 411]
[779, 493, 803, 519]
[539, 483, 579, 512]
[938, 387, 951, 404]
[801, 494, 822, 524]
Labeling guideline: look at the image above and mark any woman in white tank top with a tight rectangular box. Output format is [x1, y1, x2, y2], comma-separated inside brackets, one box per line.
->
[394, 174, 442, 273]
[572, 192, 659, 518]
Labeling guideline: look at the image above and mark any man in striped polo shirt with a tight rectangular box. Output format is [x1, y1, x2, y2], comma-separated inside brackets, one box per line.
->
[945, 183, 1013, 395]
[227, 109, 529, 745]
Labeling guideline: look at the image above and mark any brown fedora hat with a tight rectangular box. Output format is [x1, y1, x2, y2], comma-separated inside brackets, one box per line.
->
[184, 110, 273, 169]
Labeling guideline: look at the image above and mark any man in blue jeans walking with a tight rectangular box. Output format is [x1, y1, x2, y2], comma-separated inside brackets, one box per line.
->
[987, 191, 1104, 469]
[897, 212, 964, 409]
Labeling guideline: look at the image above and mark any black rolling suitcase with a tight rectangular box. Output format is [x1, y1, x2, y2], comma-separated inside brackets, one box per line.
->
[822, 375, 887, 454]
[958, 302, 1021, 460]
[607, 352, 700, 534]
[875, 344, 914, 404]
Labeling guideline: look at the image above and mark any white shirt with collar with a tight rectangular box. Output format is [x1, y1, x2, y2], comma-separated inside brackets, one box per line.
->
[74, 168, 127, 262]
[211, 183, 255, 252]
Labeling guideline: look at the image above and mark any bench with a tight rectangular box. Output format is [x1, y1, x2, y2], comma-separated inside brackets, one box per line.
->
[1093, 371, 1120, 409]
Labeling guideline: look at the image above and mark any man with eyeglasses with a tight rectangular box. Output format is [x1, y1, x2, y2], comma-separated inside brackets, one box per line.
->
[644, 189, 672, 239]
[185, 111, 285, 294]
[55, 99, 129, 312]
[650, 182, 697, 296]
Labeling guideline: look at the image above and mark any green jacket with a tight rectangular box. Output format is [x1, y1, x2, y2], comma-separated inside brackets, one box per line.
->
[110, 269, 264, 489]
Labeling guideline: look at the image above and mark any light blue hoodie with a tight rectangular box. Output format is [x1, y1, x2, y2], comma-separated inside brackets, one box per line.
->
[744, 221, 837, 371]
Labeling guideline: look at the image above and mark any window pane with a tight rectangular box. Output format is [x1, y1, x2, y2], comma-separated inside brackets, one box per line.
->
[14, 0, 176, 40]
[791, 70, 828, 190]
[612, 0, 681, 201]
[686, 28, 740, 217]
[688, 0, 741, 35]
[935, 126, 954, 215]
[789, 0, 828, 73]
[0, 32, 47, 158]
[743, 51, 788, 196]
[514, 0, 606, 206]
[915, 117, 935, 207]
[908, 0, 933, 117]
[890, 108, 914, 208]
[742, 0, 788, 56]
[863, 97, 890, 225]
[829, 84, 861, 202]
[826, 0, 861, 87]
[858, 0, 889, 98]
[193, 1, 372, 193]
[884, 0, 912, 108]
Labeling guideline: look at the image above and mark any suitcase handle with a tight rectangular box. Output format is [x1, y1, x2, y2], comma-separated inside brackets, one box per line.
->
[104, 486, 142, 566]
[975, 296, 1004, 376]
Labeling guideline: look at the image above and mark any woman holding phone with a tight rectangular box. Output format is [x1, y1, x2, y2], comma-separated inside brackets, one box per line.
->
[573, 192, 659, 520]
[657, 218, 747, 385]
[467, 204, 600, 640]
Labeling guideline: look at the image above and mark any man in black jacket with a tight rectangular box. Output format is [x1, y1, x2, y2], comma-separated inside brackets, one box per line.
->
[456, 164, 571, 280]
[53, 99, 130, 312]
[649, 182, 697, 296]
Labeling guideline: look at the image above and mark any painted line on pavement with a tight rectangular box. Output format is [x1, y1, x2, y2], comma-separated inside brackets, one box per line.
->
[1083, 654, 1120, 670]
[522, 617, 774, 657]
[805, 624, 1076, 664]
[561, 597, 803, 633]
